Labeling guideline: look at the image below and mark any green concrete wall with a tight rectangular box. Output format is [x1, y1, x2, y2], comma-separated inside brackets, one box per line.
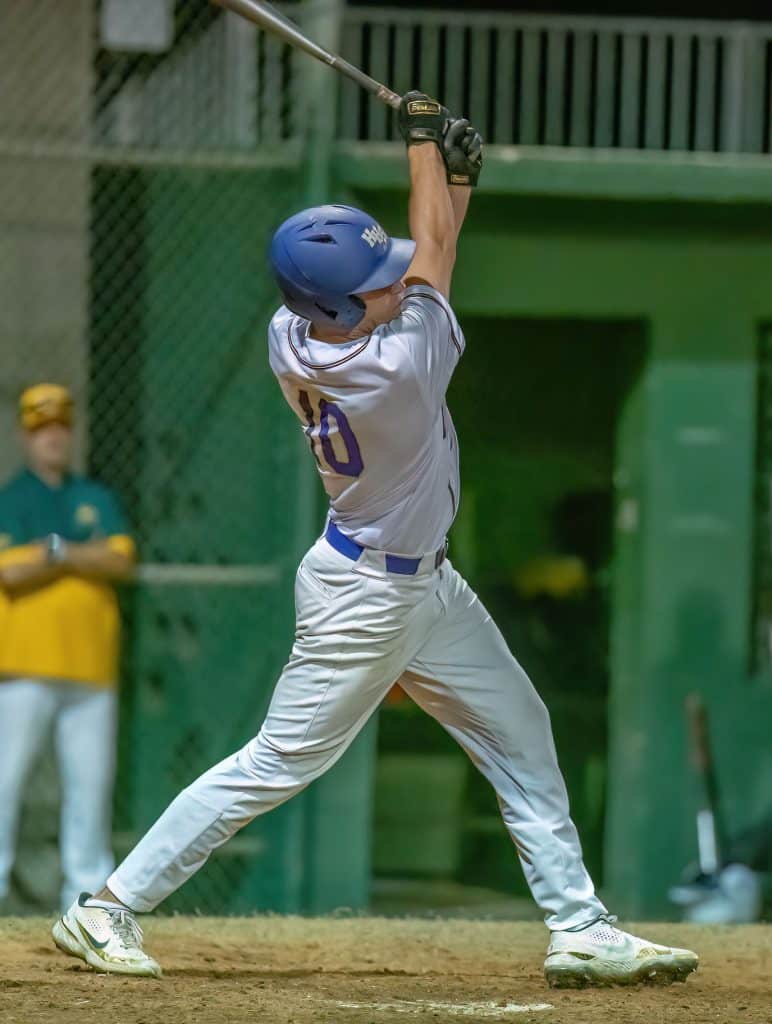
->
[346, 184, 772, 917]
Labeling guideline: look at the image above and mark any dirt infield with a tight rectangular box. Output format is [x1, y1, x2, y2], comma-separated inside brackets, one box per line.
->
[1, 916, 769, 1024]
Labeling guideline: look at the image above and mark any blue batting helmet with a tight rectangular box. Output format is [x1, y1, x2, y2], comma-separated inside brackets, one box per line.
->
[269, 204, 415, 330]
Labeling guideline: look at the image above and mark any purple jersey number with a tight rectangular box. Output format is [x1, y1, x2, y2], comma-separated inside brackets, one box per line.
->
[298, 390, 364, 478]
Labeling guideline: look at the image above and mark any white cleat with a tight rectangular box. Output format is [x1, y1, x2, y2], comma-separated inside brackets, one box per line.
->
[544, 916, 698, 988]
[52, 892, 162, 977]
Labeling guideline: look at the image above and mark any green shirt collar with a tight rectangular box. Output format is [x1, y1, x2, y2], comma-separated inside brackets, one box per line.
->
[21, 467, 74, 494]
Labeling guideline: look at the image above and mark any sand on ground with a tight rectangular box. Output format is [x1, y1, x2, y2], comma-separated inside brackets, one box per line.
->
[1, 916, 769, 1024]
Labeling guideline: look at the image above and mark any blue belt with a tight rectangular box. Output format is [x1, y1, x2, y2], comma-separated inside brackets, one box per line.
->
[325, 521, 446, 576]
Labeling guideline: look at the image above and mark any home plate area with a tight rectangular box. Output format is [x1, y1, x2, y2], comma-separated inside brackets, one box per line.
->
[2, 916, 769, 1024]
[334, 999, 553, 1015]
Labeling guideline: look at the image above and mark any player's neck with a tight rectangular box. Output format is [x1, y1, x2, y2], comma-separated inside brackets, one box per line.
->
[309, 321, 367, 345]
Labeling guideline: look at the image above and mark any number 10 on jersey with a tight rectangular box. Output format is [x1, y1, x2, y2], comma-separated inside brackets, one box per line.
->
[298, 390, 364, 478]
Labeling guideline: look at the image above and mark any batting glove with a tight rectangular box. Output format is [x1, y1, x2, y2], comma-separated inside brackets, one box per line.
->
[398, 90, 449, 148]
[442, 118, 483, 187]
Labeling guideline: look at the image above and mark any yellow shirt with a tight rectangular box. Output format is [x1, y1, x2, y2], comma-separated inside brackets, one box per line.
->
[0, 537, 134, 686]
[0, 468, 135, 687]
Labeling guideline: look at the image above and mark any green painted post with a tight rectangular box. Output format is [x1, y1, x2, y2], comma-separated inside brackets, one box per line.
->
[294, 0, 343, 552]
[301, 0, 343, 209]
[607, 311, 760, 917]
[294, 0, 378, 913]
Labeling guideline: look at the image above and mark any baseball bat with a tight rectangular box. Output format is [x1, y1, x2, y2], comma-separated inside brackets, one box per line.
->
[685, 692, 722, 878]
[210, 0, 402, 109]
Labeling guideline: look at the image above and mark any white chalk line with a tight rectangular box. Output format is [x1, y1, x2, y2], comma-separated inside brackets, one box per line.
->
[333, 999, 553, 1016]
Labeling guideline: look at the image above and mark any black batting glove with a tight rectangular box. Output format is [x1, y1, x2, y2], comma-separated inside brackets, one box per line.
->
[398, 90, 449, 148]
[442, 118, 483, 187]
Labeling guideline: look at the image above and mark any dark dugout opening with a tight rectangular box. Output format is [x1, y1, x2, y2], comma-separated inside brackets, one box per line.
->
[372, 318, 647, 913]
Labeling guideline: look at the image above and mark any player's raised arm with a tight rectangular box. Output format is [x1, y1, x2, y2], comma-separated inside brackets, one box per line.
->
[443, 118, 483, 241]
[398, 92, 455, 298]
[398, 92, 483, 298]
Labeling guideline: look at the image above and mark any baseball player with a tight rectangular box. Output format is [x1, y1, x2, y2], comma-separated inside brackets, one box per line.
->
[0, 384, 135, 910]
[52, 95, 698, 987]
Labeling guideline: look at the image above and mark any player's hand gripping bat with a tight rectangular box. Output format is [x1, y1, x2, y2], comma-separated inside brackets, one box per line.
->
[210, 0, 401, 109]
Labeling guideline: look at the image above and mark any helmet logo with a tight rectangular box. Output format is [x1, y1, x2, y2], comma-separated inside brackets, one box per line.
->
[360, 224, 388, 248]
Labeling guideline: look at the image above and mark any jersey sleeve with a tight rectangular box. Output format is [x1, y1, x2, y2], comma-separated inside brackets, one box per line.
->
[97, 487, 137, 561]
[0, 488, 23, 551]
[394, 285, 466, 407]
[96, 485, 132, 538]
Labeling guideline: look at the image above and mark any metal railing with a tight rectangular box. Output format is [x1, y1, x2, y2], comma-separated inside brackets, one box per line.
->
[337, 9, 772, 155]
[10, 5, 764, 160]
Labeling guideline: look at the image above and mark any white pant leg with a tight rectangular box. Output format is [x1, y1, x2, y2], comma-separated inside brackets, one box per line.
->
[55, 684, 117, 910]
[109, 540, 442, 912]
[403, 561, 607, 931]
[0, 680, 59, 899]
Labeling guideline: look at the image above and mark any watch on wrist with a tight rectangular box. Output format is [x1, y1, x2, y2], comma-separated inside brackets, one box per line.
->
[45, 533, 68, 565]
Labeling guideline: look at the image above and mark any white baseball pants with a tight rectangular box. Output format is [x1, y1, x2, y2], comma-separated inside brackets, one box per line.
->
[0, 679, 117, 910]
[109, 537, 606, 930]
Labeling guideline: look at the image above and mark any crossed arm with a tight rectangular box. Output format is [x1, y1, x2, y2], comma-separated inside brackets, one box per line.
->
[0, 539, 135, 595]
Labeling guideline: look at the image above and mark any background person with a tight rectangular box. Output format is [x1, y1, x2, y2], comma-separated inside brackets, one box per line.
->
[0, 384, 135, 911]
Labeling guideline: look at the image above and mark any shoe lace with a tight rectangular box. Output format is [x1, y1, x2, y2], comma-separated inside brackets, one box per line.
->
[107, 908, 144, 950]
[578, 914, 623, 944]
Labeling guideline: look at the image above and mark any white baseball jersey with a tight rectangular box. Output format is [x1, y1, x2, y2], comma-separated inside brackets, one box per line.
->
[268, 284, 465, 555]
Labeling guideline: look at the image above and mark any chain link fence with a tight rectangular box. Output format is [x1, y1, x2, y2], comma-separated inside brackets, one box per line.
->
[0, 0, 326, 912]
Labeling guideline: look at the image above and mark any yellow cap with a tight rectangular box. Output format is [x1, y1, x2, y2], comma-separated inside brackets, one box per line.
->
[19, 383, 74, 432]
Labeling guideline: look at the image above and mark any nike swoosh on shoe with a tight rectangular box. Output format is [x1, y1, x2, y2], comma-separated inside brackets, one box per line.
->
[76, 922, 110, 950]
